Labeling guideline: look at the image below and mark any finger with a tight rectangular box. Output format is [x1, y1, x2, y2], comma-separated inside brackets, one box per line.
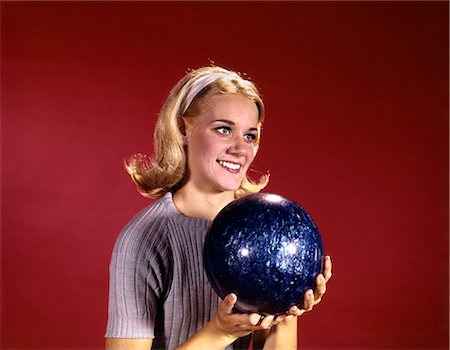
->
[314, 274, 326, 303]
[271, 314, 286, 325]
[287, 305, 304, 317]
[260, 315, 275, 329]
[249, 313, 263, 326]
[271, 314, 290, 326]
[226, 311, 266, 327]
[220, 293, 237, 315]
[302, 289, 314, 312]
[249, 314, 273, 328]
[323, 255, 332, 281]
[284, 314, 295, 322]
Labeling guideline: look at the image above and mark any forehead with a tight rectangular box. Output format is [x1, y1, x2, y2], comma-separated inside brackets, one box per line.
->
[201, 94, 259, 125]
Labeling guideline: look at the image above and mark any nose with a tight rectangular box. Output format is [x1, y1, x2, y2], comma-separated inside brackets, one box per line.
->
[227, 135, 249, 157]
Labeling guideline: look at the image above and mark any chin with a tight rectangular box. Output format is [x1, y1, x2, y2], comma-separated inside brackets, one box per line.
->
[208, 174, 245, 193]
[216, 182, 242, 193]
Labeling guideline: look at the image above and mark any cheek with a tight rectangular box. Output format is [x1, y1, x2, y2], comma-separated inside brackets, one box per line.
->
[248, 145, 258, 161]
[196, 137, 219, 154]
[189, 133, 223, 161]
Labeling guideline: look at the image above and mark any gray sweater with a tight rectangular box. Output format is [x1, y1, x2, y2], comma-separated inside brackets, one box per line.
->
[105, 192, 251, 350]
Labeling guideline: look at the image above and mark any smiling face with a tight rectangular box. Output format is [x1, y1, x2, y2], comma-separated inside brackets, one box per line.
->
[183, 93, 260, 195]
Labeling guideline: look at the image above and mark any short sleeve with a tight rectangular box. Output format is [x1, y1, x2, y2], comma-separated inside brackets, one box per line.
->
[105, 210, 172, 339]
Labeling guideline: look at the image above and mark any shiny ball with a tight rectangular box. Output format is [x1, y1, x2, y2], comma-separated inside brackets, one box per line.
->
[204, 192, 323, 315]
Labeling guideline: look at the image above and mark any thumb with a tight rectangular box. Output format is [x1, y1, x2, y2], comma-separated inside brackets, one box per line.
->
[220, 293, 237, 314]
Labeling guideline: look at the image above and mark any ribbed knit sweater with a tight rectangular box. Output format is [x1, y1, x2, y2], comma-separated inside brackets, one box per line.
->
[105, 192, 251, 350]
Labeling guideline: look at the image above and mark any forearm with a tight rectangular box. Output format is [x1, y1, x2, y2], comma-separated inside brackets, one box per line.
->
[262, 317, 297, 350]
[105, 338, 152, 350]
[174, 321, 237, 350]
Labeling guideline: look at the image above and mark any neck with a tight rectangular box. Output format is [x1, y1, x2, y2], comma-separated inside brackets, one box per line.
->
[173, 183, 235, 221]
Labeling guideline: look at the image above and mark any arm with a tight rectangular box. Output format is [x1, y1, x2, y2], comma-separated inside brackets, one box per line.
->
[105, 294, 272, 350]
[105, 257, 331, 350]
[105, 338, 152, 350]
[261, 316, 298, 350]
[105, 212, 172, 349]
[252, 315, 298, 350]
[175, 293, 274, 350]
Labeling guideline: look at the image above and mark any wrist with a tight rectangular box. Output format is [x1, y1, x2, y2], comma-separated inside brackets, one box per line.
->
[208, 318, 238, 344]
[262, 317, 297, 350]
[272, 315, 297, 331]
[176, 320, 237, 350]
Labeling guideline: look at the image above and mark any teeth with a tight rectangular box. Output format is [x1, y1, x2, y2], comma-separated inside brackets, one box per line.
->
[218, 160, 241, 170]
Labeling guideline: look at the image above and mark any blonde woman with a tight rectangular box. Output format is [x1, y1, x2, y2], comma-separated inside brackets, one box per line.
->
[105, 66, 332, 350]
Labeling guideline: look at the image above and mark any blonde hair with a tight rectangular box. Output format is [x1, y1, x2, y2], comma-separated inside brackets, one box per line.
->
[125, 66, 269, 199]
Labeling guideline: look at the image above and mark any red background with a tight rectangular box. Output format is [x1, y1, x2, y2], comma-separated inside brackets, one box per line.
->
[1, 2, 448, 349]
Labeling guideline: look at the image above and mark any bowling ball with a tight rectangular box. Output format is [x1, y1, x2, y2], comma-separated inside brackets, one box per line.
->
[203, 192, 323, 315]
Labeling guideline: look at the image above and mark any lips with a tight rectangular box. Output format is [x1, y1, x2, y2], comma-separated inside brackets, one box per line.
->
[217, 160, 241, 173]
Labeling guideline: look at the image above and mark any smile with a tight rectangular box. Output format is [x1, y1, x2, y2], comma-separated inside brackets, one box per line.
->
[217, 160, 241, 173]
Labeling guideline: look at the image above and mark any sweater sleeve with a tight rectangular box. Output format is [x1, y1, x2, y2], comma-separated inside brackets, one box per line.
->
[105, 208, 172, 339]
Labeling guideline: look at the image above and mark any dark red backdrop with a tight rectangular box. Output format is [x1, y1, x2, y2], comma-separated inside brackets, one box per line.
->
[1, 2, 448, 349]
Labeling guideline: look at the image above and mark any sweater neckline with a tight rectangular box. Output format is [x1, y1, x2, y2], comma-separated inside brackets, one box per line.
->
[162, 192, 212, 226]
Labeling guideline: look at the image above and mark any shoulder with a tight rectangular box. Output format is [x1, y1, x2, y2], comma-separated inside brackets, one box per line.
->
[124, 192, 174, 233]
[113, 193, 176, 257]
[108, 193, 175, 296]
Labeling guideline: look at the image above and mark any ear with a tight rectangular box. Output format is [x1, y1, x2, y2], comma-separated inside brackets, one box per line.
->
[178, 117, 191, 145]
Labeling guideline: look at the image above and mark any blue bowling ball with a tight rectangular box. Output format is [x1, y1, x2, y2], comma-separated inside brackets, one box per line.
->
[204, 192, 323, 315]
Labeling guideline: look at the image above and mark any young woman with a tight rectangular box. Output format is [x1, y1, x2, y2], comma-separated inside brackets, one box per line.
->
[105, 66, 332, 350]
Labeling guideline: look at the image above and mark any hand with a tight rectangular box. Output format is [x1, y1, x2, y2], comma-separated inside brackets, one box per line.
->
[176, 294, 276, 350]
[286, 255, 333, 318]
[211, 293, 276, 340]
[212, 255, 332, 340]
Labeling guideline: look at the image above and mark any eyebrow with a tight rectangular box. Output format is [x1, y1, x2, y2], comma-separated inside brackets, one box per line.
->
[214, 119, 259, 132]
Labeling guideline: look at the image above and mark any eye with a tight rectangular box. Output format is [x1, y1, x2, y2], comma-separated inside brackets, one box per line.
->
[244, 133, 258, 142]
[215, 126, 231, 135]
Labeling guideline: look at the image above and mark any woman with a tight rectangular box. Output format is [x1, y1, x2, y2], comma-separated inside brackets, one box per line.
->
[105, 66, 332, 350]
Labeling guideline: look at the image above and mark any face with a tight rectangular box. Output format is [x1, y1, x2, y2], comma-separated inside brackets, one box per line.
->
[183, 93, 260, 194]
